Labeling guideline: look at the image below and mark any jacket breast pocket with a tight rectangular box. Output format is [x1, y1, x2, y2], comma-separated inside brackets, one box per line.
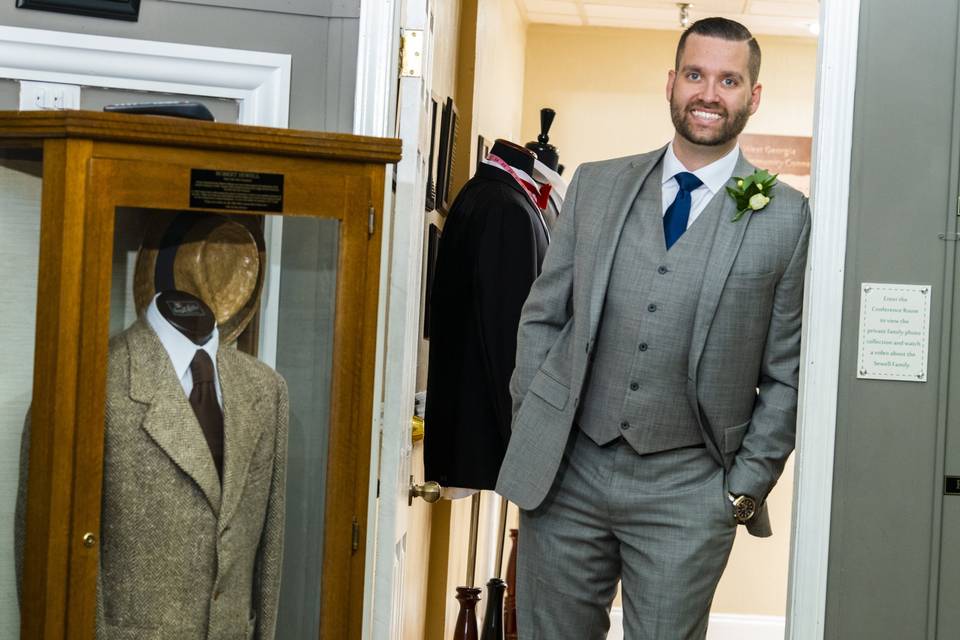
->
[528, 368, 570, 411]
[724, 270, 778, 290]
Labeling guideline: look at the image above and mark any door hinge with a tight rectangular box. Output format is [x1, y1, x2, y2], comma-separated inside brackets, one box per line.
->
[351, 517, 360, 553]
[368, 206, 376, 237]
[399, 29, 424, 78]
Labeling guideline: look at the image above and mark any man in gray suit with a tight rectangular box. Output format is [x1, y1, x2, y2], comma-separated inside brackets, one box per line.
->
[496, 17, 810, 639]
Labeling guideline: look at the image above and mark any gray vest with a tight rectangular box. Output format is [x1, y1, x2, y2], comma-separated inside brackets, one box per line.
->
[577, 163, 724, 454]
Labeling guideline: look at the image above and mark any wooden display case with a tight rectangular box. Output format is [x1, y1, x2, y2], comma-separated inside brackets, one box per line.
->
[1, 110, 400, 640]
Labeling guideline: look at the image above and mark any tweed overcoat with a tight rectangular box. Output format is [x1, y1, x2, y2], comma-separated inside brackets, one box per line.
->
[16, 319, 288, 639]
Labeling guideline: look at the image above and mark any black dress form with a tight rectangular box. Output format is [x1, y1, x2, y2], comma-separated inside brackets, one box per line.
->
[424, 140, 548, 489]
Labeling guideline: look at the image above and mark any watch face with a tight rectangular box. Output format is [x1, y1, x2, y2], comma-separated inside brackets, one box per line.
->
[733, 496, 757, 523]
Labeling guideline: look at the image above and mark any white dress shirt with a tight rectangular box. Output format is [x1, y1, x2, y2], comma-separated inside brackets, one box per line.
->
[146, 294, 223, 407]
[660, 142, 740, 228]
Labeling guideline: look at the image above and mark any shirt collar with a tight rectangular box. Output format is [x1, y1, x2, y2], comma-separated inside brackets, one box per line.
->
[146, 293, 220, 380]
[661, 141, 741, 194]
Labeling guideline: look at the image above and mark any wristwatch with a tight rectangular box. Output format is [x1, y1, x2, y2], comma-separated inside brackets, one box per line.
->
[728, 492, 758, 524]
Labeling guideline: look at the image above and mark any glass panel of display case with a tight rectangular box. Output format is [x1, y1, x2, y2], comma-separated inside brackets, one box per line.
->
[101, 208, 338, 637]
[274, 215, 339, 639]
[0, 148, 42, 637]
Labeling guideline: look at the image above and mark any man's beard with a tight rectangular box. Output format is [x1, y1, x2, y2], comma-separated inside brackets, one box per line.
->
[670, 94, 751, 147]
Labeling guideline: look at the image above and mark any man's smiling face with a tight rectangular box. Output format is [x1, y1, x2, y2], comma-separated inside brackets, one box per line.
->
[666, 33, 761, 149]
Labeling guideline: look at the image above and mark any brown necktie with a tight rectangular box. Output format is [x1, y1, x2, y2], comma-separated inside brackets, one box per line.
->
[189, 350, 224, 480]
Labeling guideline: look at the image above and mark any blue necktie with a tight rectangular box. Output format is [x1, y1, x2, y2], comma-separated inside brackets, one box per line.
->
[663, 172, 703, 250]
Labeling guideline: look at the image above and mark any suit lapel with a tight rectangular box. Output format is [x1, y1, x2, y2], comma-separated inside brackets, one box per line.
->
[688, 152, 757, 383]
[127, 320, 222, 514]
[587, 146, 667, 337]
[216, 346, 265, 531]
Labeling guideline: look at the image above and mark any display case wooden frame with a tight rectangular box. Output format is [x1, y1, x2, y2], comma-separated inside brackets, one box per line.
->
[2, 110, 400, 640]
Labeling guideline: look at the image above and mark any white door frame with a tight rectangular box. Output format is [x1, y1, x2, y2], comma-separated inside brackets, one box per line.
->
[786, 0, 860, 637]
[353, 0, 405, 637]
[355, 1, 863, 638]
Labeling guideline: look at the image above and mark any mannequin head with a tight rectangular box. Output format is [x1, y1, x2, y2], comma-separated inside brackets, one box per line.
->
[525, 108, 560, 172]
[490, 139, 536, 176]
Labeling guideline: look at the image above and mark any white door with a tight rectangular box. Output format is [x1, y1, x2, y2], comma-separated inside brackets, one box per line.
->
[358, 0, 435, 637]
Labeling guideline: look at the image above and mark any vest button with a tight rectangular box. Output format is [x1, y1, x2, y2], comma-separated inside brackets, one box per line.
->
[647, 304, 657, 312]
[629, 382, 639, 391]
[620, 421, 631, 430]
[657, 265, 668, 274]
[638, 343, 648, 352]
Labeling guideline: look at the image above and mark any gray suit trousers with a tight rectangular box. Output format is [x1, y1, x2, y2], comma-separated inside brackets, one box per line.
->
[517, 429, 737, 639]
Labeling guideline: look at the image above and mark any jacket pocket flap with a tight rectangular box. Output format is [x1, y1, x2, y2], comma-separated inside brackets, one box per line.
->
[528, 369, 569, 411]
[723, 420, 750, 453]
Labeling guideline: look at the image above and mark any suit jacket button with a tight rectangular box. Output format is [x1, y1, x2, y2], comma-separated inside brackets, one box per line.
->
[620, 421, 631, 430]
[657, 265, 668, 274]
[638, 343, 648, 352]
[629, 382, 639, 391]
[647, 304, 657, 312]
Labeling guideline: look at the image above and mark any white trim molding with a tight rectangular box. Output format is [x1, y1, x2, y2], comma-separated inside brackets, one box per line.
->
[354, 0, 400, 138]
[787, 1, 861, 638]
[609, 609, 785, 640]
[0, 25, 291, 127]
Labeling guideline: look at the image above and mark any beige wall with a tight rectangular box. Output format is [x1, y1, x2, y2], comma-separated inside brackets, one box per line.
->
[521, 25, 816, 176]
[474, 0, 528, 150]
[520, 24, 817, 618]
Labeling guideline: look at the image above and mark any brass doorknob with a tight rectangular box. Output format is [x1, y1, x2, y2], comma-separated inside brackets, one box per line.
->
[409, 476, 442, 505]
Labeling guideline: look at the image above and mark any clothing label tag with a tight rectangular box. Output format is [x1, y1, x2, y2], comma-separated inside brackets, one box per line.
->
[190, 169, 284, 212]
[856, 283, 931, 382]
[164, 299, 205, 317]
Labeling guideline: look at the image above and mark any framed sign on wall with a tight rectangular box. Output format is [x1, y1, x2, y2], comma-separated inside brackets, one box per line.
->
[16, 0, 141, 21]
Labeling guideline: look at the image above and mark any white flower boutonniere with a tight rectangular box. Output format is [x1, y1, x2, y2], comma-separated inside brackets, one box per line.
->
[726, 169, 778, 222]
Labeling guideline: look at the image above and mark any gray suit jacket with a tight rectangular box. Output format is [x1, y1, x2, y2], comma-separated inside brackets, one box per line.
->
[16, 319, 288, 639]
[496, 146, 810, 537]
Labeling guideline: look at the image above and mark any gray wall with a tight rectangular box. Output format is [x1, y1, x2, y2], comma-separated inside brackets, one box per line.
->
[827, 1, 960, 637]
[0, 0, 360, 132]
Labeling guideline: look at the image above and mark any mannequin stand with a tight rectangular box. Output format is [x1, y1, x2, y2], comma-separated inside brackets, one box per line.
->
[452, 493, 483, 640]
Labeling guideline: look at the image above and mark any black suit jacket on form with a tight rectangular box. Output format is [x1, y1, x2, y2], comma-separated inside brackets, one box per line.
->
[424, 163, 549, 489]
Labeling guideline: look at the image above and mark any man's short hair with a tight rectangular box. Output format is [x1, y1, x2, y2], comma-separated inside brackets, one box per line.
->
[675, 17, 761, 85]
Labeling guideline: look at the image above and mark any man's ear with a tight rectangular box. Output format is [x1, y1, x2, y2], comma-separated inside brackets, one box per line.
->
[666, 69, 676, 102]
[749, 82, 763, 115]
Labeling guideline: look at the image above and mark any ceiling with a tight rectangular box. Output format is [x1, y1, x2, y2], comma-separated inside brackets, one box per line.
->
[516, 0, 821, 39]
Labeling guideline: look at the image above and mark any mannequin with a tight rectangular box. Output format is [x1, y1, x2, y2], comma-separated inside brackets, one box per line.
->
[156, 289, 215, 345]
[526, 108, 568, 231]
[424, 138, 549, 490]
[524, 108, 559, 172]
[490, 138, 536, 177]
[16, 215, 288, 640]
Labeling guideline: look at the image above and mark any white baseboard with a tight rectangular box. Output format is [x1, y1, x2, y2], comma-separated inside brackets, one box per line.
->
[608, 608, 785, 639]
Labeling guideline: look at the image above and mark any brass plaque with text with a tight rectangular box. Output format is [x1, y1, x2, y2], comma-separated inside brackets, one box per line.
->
[190, 169, 284, 212]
